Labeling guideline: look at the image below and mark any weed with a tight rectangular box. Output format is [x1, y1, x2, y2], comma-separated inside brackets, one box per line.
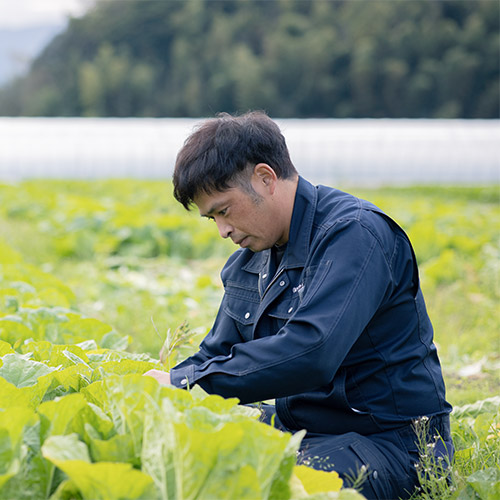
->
[342, 464, 370, 492]
[411, 416, 456, 499]
[151, 319, 192, 371]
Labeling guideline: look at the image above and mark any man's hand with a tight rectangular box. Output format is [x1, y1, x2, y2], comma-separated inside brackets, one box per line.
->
[143, 369, 171, 386]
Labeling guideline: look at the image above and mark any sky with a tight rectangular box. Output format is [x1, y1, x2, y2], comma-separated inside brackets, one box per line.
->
[0, 0, 95, 84]
[0, 0, 91, 29]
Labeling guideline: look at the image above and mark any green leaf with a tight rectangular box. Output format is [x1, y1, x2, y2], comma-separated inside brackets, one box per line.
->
[0, 352, 58, 387]
[1, 450, 54, 500]
[42, 434, 90, 463]
[0, 465, 16, 490]
[453, 397, 500, 419]
[0, 377, 37, 408]
[88, 349, 158, 364]
[473, 412, 497, 443]
[467, 467, 500, 500]
[0, 340, 14, 356]
[73, 403, 114, 442]
[199, 463, 261, 500]
[43, 435, 155, 500]
[0, 369, 55, 409]
[293, 465, 343, 494]
[0, 406, 37, 489]
[87, 432, 138, 466]
[58, 317, 115, 346]
[173, 421, 249, 499]
[142, 392, 303, 500]
[48, 478, 83, 500]
[141, 399, 177, 500]
[82, 375, 163, 467]
[23, 341, 90, 368]
[90, 359, 160, 381]
[270, 430, 305, 500]
[76, 339, 98, 351]
[82, 374, 162, 416]
[7, 307, 71, 344]
[188, 384, 241, 414]
[38, 393, 88, 439]
[289, 488, 366, 500]
[80, 379, 109, 408]
[0, 318, 34, 345]
[48, 364, 92, 393]
[99, 330, 130, 350]
[456, 484, 481, 500]
[177, 419, 298, 500]
[66, 461, 156, 500]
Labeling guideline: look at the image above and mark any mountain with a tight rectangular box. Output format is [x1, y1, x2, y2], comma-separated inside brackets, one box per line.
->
[0, 24, 64, 85]
[0, 0, 497, 118]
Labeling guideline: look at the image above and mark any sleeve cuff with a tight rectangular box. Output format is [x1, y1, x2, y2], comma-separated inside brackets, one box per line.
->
[170, 364, 196, 389]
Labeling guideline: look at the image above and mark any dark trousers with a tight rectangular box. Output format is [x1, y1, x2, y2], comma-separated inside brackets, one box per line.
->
[259, 405, 454, 500]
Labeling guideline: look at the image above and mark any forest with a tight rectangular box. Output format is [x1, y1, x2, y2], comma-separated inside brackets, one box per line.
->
[0, 0, 498, 118]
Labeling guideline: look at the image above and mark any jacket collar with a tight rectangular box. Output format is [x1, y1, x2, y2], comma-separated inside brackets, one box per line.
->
[242, 176, 317, 273]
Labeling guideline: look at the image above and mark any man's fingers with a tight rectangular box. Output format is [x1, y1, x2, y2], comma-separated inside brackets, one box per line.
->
[143, 368, 171, 385]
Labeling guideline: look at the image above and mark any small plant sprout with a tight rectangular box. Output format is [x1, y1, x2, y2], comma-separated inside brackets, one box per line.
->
[343, 464, 370, 493]
[151, 317, 191, 370]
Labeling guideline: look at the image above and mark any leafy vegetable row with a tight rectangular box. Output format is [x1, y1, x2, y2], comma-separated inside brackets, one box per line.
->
[0, 240, 361, 499]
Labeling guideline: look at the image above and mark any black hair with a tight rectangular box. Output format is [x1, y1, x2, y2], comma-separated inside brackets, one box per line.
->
[173, 111, 297, 209]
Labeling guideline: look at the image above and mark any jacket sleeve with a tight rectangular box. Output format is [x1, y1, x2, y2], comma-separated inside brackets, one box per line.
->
[171, 218, 398, 404]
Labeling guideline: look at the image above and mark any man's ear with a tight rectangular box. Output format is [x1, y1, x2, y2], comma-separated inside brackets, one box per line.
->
[253, 163, 277, 194]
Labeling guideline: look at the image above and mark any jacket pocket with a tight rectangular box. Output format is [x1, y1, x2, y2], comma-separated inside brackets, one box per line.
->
[223, 287, 260, 342]
[267, 295, 300, 331]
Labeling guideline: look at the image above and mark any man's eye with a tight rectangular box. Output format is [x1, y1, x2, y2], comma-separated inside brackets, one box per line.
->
[219, 208, 228, 216]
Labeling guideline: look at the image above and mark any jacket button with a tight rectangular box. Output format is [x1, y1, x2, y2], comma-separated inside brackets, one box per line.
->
[244, 312, 250, 319]
[279, 280, 285, 286]
[180, 378, 187, 385]
[262, 273, 267, 279]
[288, 307, 293, 313]
[373, 470, 378, 480]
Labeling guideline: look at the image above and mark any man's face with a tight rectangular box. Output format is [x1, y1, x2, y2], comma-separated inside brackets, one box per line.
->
[194, 181, 287, 253]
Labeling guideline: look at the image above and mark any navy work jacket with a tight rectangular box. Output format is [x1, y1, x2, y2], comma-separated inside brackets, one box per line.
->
[171, 177, 452, 435]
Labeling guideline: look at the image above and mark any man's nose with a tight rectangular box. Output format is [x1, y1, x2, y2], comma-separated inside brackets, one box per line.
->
[216, 219, 233, 239]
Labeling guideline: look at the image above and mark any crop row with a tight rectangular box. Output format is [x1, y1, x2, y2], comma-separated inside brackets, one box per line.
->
[0, 241, 363, 499]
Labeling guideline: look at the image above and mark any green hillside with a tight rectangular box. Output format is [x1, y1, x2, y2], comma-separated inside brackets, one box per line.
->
[0, 0, 498, 118]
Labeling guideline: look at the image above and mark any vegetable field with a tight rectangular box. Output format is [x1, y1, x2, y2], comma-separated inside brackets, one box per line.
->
[0, 179, 498, 500]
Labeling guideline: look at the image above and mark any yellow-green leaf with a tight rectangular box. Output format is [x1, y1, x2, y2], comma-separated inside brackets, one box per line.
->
[293, 465, 343, 494]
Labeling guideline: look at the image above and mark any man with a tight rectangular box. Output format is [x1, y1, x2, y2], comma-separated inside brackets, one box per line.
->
[145, 111, 453, 499]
